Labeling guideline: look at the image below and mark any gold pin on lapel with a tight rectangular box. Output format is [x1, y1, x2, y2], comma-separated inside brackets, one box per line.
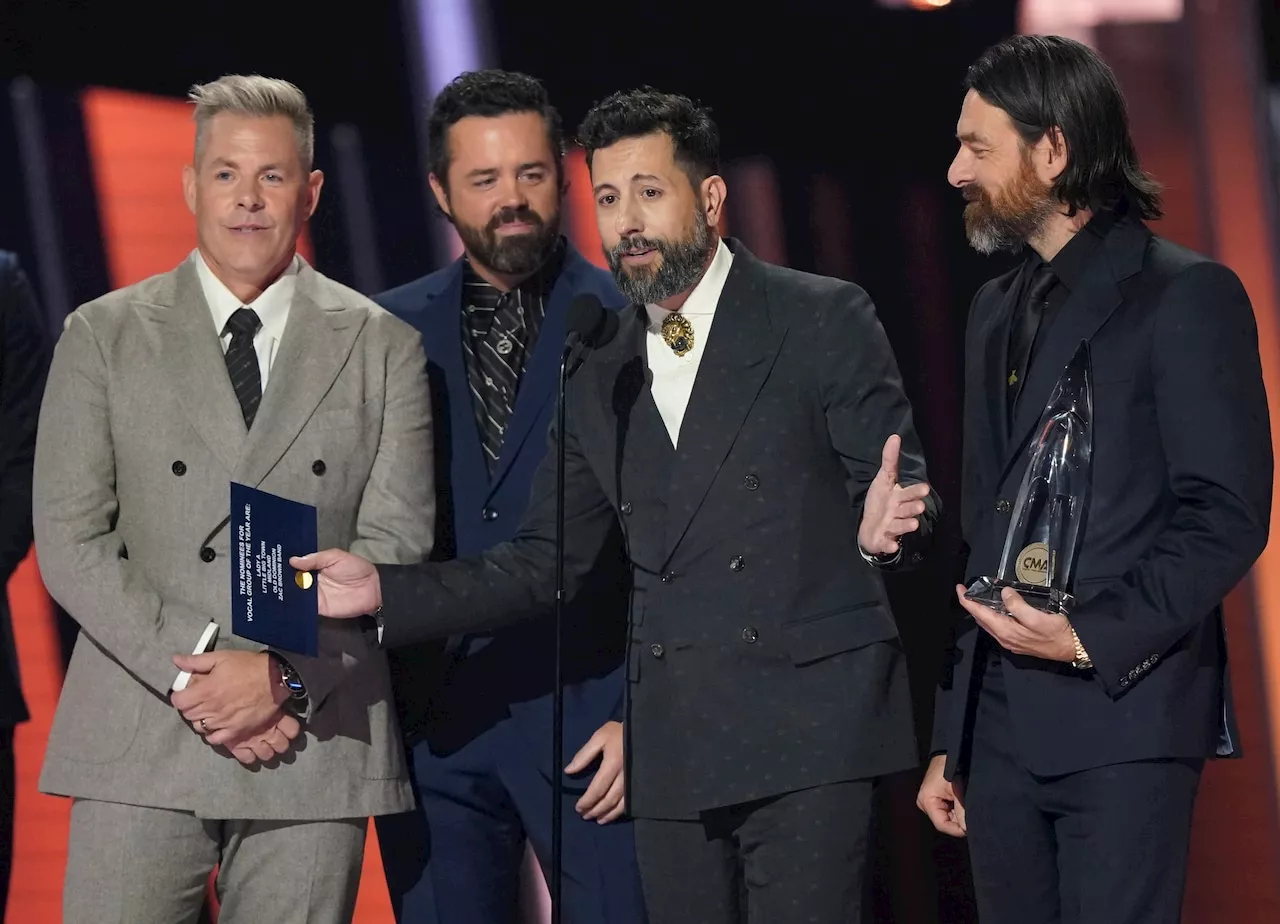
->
[1008, 370, 1018, 386]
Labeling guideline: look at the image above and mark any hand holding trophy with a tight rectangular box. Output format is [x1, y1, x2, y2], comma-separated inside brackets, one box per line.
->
[957, 341, 1093, 666]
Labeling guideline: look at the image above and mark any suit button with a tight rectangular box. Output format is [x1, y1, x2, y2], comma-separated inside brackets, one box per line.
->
[661, 572, 675, 583]
[650, 643, 664, 659]
[742, 627, 758, 643]
[744, 474, 760, 491]
[995, 499, 1011, 514]
[312, 460, 326, 476]
[199, 547, 216, 563]
[482, 507, 498, 522]
[729, 556, 744, 572]
[621, 502, 633, 515]
[171, 461, 186, 476]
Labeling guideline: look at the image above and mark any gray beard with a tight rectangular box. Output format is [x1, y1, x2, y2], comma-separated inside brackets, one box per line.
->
[607, 218, 714, 305]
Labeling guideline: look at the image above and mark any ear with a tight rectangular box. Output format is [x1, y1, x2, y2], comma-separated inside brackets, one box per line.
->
[428, 173, 453, 219]
[304, 169, 325, 220]
[700, 174, 727, 229]
[182, 164, 197, 216]
[1034, 127, 1069, 184]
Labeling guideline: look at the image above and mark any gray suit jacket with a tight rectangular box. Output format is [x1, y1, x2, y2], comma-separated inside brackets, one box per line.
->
[34, 254, 433, 819]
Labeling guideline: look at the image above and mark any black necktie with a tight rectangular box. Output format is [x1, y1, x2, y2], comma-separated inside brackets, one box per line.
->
[468, 291, 531, 472]
[223, 307, 263, 429]
[1007, 263, 1057, 419]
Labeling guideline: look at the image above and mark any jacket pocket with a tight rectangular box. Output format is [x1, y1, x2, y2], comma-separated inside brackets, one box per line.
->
[781, 601, 898, 666]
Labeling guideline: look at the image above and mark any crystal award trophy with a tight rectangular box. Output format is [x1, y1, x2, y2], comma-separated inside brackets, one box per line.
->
[965, 340, 1093, 615]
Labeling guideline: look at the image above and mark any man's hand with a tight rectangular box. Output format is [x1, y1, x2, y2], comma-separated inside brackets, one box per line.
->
[858, 434, 932, 557]
[170, 650, 289, 746]
[955, 585, 1076, 662]
[288, 549, 380, 618]
[565, 720, 626, 824]
[917, 753, 966, 837]
[220, 712, 303, 766]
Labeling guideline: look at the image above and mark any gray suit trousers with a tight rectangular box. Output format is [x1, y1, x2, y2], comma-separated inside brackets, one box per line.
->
[63, 799, 366, 924]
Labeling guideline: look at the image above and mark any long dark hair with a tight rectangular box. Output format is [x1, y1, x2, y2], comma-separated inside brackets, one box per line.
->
[965, 34, 1163, 220]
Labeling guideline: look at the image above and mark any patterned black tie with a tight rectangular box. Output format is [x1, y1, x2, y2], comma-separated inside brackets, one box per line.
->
[465, 291, 531, 472]
[1007, 263, 1057, 420]
[223, 307, 263, 429]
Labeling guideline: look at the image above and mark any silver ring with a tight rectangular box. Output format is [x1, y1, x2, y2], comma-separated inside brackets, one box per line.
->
[200, 718, 208, 732]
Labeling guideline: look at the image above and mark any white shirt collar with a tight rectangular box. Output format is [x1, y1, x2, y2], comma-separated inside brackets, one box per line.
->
[643, 237, 734, 330]
[193, 249, 300, 345]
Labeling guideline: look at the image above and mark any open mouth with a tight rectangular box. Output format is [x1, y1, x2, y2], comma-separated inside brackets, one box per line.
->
[229, 226, 269, 234]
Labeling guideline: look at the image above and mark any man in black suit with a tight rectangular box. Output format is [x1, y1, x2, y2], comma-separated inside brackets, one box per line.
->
[916, 35, 1273, 924]
[295, 88, 940, 923]
[0, 250, 52, 908]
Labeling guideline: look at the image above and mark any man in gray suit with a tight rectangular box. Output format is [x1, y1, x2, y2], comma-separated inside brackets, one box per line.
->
[32, 75, 433, 924]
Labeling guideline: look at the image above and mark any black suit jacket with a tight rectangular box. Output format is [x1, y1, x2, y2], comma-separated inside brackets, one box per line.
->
[933, 212, 1273, 780]
[378, 239, 941, 818]
[0, 252, 51, 727]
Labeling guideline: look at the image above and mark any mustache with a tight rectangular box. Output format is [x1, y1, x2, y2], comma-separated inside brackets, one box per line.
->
[611, 235, 662, 257]
[487, 206, 544, 231]
[962, 185, 986, 203]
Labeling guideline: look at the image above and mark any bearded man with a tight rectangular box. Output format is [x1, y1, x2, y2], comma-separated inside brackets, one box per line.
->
[293, 86, 940, 924]
[371, 70, 646, 924]
[916, 35, 1272, 924]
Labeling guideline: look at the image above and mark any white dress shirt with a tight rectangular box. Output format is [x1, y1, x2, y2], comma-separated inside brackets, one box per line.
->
[194, 249, 300, 391]
[643, 239, 734, 446]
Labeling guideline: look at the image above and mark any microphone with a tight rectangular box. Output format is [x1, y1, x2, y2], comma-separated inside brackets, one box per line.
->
[565, 293, 620, 365]
[549, 292, 618, 924]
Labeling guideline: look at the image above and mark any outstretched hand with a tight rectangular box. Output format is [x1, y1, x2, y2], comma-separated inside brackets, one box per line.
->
[288, 549, 381, 618]
[858, 434, 931, 557]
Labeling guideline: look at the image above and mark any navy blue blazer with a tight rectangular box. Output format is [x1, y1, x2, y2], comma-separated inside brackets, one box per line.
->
[376, 240, 630, 786]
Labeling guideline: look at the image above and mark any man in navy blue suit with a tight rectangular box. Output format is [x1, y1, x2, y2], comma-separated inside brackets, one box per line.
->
[374, 70, 646, 924]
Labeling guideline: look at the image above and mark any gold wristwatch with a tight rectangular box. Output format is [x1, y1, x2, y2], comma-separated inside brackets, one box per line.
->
[1069, 625, 1093, 671]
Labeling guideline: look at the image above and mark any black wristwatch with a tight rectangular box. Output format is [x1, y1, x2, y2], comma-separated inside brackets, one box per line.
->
[269, 653, 308, 701]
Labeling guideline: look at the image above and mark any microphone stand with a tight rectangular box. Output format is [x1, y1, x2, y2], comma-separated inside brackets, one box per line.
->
[550, 340, 577, 924]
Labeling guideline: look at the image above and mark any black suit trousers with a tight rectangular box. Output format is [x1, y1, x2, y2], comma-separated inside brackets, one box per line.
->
[964, 652, 1203, 924]
[631, 779, 874, 924]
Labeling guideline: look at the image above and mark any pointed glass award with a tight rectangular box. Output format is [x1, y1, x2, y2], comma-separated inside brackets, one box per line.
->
[965, 340, 1093, 615]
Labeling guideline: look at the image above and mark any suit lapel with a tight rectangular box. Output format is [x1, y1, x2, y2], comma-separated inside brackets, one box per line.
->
[416, 264, 489, 497]
[235, 263, 365, 487]
[1000, 219, 1148, 479]
[153, 258, 247, 473]
[580, 306, 647, 505]
[983, 273, 1023, 457]
[662, 245, 787, 562]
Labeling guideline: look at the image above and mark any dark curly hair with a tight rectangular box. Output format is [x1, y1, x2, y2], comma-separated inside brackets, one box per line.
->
[576, 87, 719, 187]
[965, 34, 1162, 219]
[427, 69, 564, 188]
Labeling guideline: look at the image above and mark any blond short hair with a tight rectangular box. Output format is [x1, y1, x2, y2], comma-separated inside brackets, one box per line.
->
[188, 74, 314, 168]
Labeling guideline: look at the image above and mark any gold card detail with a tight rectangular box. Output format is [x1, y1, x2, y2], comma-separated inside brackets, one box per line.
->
[661, 313, 694, 356]
[1015, 542, 1050, 585]
[295, 570, 314, 590]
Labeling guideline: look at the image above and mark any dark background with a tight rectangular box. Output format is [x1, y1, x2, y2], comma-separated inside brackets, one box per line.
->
[9, 1, 1275, 921]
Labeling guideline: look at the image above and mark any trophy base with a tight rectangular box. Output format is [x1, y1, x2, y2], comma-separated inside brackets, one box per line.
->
[964, 577, 1074, 615]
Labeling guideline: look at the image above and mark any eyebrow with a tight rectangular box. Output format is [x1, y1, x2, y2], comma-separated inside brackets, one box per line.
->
[209, 158, 286, 172]
[464, 160, 552, 178]
[957, 131, 989, 146]
[591, 173, 665, 195]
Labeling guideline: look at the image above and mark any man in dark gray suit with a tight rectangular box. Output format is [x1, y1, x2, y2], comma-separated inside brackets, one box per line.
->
[296, 88, 940, 924]
[0, 249, 51, 910]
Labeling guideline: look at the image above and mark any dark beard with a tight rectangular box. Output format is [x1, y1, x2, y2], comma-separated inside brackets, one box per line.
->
[605, 212, 714, 305]
[454, 205, 560, 276]
[963, 156, 1057, 254]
